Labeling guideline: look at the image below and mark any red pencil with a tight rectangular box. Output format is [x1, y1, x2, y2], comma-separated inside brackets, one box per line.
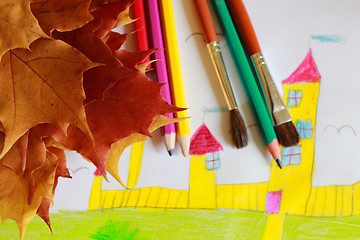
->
[133, 0, 151, 66]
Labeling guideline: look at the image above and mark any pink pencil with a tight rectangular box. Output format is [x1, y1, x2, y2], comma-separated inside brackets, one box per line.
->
[146, 0, 176, 156]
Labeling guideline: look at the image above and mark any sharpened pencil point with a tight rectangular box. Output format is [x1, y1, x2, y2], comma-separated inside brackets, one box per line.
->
[168, 149, 174, 156]
[275, 159, 282, 169]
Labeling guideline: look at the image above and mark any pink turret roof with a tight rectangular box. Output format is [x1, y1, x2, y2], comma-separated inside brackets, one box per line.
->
[189, 124, 223, 156]
[282, 49, 321, 84]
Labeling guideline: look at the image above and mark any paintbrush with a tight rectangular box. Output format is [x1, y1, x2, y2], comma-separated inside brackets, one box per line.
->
[226, 0, 299, 147]
[193, 0, 248, 148]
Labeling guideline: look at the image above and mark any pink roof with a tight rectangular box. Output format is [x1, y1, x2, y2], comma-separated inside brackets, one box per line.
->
[189, 124, 223, 156]
[282, 49, 321, 84]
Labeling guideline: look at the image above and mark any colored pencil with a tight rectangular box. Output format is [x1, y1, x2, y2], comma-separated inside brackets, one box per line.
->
[210, 0, 282, 168]
[226, 0, 299, 147]
[192, 0, 247, 148]
[145, 0, 176, 156]
[158, 0, 191, 157]
[133, 0, 151, 66]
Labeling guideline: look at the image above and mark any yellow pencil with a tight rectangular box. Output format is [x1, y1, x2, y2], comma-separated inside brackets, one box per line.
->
[158, 0, 190, 157]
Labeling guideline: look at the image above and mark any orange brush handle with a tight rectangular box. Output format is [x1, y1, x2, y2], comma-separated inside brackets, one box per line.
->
[193, 0, 217, 43]
[226, 0, 261, 55]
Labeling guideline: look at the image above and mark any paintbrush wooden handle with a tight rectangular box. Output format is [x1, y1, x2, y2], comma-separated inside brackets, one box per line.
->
[226, 0, 261, 55]
[226, 0, 273, 117]
[193, 0, 218, 43]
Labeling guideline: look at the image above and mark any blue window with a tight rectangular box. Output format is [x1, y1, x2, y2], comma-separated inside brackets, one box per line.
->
[281, 146, 301, 166]
[296, 120, 313, 139]
[287, 90, 302, 108]
[205, 152, 220, 170]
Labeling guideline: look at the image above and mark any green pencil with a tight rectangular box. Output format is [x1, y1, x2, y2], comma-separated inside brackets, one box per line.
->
[210, 0, 282, 168]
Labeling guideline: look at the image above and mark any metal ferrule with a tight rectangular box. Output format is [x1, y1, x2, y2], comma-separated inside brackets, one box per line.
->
[207, 41, 238, 111]
[251, 52, 292, 125]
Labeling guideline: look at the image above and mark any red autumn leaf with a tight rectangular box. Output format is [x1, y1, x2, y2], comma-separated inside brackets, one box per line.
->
[52, 4, 153, 103]
[105, 31, 127, 51]
[52, 0, 133, 64]
[50, 74, 182, 176]
[0, 38, 97, 158]
[53, 19, 114, 64]
[30, 0, 93, 36]
[114, 49, 156, 72]
[91, 2, 134, 39]
[0, 151, 57, 240]
[89, 0, 134, 12]
[0, 0, 48, 60]
[52, 23, 119, 102]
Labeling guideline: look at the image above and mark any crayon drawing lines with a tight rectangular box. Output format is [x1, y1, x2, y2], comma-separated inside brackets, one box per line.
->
[311, 35, 346, 43]
[323, 124, 356, 136]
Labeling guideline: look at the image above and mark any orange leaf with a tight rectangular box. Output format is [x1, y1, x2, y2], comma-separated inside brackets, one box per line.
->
[0, 38, 97, 158]
[0, 124, 60, 205]
[0, 0, 47, 60]
[31, 0, 94, 35]
[37, 147, 71, 231]
[0, 151, 57, 240]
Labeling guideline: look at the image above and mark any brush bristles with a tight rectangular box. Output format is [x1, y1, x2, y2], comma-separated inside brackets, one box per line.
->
[274, 121, 300, 147]
[230, 109, 248, 148]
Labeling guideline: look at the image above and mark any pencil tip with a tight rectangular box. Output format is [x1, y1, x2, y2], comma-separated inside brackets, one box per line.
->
[230, 109, 248, 148]
[275, 159, 282, 169]
[168, 149, 174, 156]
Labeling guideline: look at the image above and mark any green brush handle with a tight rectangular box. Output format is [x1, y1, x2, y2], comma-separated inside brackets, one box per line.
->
[210, 0, 277, 145]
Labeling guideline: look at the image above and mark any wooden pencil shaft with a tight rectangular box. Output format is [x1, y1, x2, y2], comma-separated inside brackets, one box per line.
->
[133, 0, 150, 52]
[207, 41, 238, 111]
[146, 0, 176, 138]
[159, 0, 190, 157]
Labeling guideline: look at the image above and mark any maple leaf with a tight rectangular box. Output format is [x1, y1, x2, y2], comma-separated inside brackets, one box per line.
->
[0, 124, 62, 205]
[0, 0, 48, 60]
[105, 31, 127, 51]
[91, 1, 135, 39]
[52, 1, 133, 64]
[30, 0, 94, 36]
[114, 49, 156, 72]
[0, 151, 57, 240]
[0, 38, 97, 158]
[37, 147, 71, 231]
[52, 4, 154, 103]
[89, 0, 134, 12]
[48, 75, 182, 177]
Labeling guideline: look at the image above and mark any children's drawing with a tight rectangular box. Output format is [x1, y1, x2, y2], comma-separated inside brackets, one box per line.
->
[85, 49, 360, 240]
[2, 1, 360, 239]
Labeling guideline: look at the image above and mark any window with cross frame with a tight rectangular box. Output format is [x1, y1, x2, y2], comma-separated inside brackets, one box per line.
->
[281, 146, 302, 166]
[205, 152, 220, 170]
[287, 90, 302, 108]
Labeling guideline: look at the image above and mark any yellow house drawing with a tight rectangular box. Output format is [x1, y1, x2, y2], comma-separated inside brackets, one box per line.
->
[88, 49, 360, 239]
